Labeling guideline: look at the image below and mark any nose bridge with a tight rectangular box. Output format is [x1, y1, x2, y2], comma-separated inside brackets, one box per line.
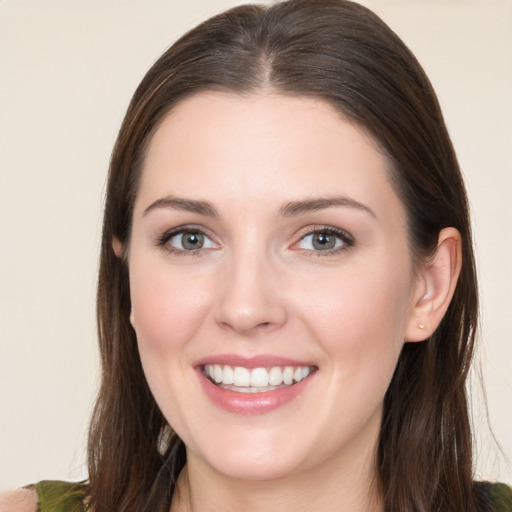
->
[214, 240, 286, 335]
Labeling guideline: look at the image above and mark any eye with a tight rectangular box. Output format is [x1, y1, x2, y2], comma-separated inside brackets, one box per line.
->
[295, 227, 352, 252]
[158, 227, 218, 254]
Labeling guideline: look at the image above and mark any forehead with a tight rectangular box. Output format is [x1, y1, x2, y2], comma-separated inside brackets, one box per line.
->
[136, 91, 400, 219]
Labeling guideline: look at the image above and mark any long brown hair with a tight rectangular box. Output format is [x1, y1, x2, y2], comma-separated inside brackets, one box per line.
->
[88, 1, 479, 510]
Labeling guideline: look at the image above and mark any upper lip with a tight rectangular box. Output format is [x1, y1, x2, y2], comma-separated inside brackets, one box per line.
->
[194, 354, 316, 369]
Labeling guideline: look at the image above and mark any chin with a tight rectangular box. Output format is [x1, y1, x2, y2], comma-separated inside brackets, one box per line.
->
[186, 430, 310, 481]
[204, 452, 302, 481]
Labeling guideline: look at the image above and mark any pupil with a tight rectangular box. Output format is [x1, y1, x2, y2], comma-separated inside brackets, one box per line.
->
[313, 233, 335, 250]
[183, 232, 204, 250]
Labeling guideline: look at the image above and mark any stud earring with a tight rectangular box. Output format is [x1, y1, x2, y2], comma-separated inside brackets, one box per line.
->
[418, 323, 425, 329]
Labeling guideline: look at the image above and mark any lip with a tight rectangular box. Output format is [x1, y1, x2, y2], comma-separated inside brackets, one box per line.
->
[195, 355, 317, 415]
[194, 353, 315, 369]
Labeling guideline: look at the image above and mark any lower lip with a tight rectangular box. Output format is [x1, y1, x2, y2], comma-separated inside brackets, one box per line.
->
[197, 369, 315, 415]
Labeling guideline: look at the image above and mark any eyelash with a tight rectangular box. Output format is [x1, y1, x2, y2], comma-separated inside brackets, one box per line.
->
[155, 225, 354, 257]
[294, 226, 354, 256]
[155, 225, 217, 257]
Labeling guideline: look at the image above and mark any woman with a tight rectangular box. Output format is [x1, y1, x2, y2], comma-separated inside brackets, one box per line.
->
[2, 0, 511, 511]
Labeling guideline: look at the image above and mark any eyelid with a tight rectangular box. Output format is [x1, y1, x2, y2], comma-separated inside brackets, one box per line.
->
[155, 224, 220, 254]
[154, 223, 353, 256]
[291, 225, 354, 253]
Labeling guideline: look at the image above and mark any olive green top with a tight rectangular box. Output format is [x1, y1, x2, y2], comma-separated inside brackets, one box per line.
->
[474, 482, 512, 512]
[31, 481, 89, 512]
[31, 479, 512, 511]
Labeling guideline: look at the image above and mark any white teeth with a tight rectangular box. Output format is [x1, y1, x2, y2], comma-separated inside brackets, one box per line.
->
[203, 364, 313, 391]
[233, 366, 251, 387]
[250, 368, 269, 387]
[222, 365, 234, 385]
[268, 367, 283, 386]
[283, 366, 294, 385]
[213, 364, 223, 383]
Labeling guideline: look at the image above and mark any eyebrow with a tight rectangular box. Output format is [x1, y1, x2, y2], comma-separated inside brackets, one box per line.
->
[279, 196, 376, 218]
[143, 195, 375, 219]
[143, 196, 220, 217]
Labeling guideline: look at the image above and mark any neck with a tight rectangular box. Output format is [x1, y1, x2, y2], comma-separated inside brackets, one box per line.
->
[170, 440, 383, 512]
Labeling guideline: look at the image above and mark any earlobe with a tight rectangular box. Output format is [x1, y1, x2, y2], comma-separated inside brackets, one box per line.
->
[112, 237, 124, 258]
[112, 237, 134, 325]
[405, 227, 462, 342]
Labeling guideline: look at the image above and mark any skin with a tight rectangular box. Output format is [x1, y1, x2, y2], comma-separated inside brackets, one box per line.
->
[0, 489, 37, 512]
[123, 92, 461, 512]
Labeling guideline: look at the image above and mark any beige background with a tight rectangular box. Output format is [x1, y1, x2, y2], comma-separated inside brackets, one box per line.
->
[1, 0, 511, 490]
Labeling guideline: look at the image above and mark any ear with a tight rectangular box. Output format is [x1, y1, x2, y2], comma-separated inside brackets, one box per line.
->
[405, 227, 462, 342]
[112, 237, 124, 258]
[112, 237, 135, 325]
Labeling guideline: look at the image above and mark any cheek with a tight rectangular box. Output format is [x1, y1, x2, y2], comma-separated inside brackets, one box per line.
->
[127, 260, 214, 437]
[297, 266, 411, 435]
[296, 262, 411, 376]
[129, 261, 212, 357]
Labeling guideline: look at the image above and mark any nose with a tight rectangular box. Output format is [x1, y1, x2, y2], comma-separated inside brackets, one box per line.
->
[214, 250, 287, 336]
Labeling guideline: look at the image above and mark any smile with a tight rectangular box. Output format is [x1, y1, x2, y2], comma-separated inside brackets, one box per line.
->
[203, 364, 315, 393]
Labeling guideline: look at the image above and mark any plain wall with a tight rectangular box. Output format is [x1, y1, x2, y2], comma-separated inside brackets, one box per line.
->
[1, 0, 511, 489]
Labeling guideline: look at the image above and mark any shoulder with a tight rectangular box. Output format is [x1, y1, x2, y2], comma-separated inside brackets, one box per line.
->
[475, 481, 512, 512]
[0, 488, 37, 512]
[0, 481, 89, 512]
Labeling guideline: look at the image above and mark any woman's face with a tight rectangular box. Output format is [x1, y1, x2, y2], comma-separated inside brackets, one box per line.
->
[128, 92, 423, 481]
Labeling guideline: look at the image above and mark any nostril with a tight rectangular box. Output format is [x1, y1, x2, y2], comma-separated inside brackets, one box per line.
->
[255, 321, 273, 331]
